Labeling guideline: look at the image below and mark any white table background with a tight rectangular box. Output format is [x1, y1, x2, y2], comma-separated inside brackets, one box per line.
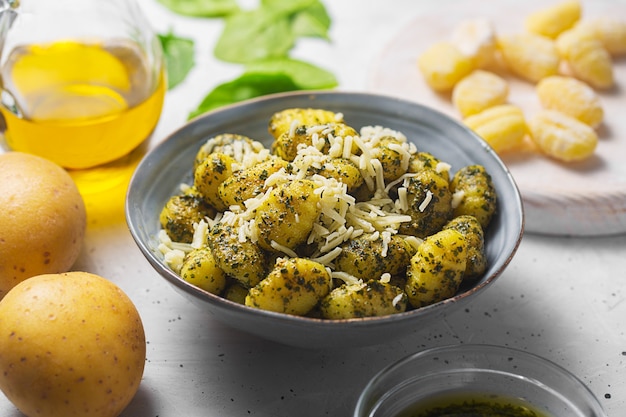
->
[2, 1, 625, 416]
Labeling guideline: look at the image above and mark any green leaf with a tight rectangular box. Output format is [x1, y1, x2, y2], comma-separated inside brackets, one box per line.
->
[213, 0, 329, 64]
[158, 31, 195, 90]
[263, 0, 331, 40]
[156, 0, 239, 17]
[214, 10, 295, 63]
[187, 58, 337, 119]
[188, 73, 300, 119]
[244, 58, 337, 90]
[290, 1, 331, 40]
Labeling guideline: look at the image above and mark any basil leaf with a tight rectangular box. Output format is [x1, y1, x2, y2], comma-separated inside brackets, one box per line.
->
[244, 58, 337, 90]
[214, 9, 291, 63]
[214, 0, 329, 64]
[188, 73, 300, 119]
[261, 0, 331, 39]
[156, 0, 239, 17]
[158, 31, 195, 90]
[188, 58, 337, 119]
[290, 1, 331, 39]
[214, 11, 295, 63]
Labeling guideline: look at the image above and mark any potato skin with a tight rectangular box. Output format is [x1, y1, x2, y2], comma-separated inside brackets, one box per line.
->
[254, 179, 321, 252]
[159, 191, 215, 243]
[335, 234, 412, 280]
[245, 257, 331, 315]
[320, 280, 407, 319]
[399, 169, 453, 238]
[207, 222, 268, 288]
[180, 247, 226, 294]
[405, 228, 468, 308]
[0, 272, 145, 417]
[0, 152, 86, 299]
[450, 165, 497, 229]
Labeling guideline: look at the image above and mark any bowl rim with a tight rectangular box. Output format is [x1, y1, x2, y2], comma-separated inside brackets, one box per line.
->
[125, 90, 525, 329]
[353, 343, 607, 416]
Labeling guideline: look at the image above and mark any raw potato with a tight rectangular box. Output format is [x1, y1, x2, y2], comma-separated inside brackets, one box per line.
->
[0, 152, 86, 300]
[0, 272, 146, 417]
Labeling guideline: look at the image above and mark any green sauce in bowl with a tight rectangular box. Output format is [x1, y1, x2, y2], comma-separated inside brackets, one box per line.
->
[399, 393, 549, 417]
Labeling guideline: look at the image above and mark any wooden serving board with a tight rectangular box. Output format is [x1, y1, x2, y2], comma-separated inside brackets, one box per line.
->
[367, 0, 626, 236]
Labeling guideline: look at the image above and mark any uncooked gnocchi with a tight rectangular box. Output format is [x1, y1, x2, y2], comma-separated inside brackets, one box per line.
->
[416, 0, 620, 163]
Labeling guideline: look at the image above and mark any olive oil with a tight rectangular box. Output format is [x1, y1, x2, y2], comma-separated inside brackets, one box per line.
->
[0, 39, 165, 223]
[397, 393, 551, 417]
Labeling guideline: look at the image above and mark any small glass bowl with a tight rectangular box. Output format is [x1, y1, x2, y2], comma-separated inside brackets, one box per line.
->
[354, 344, 607, 417]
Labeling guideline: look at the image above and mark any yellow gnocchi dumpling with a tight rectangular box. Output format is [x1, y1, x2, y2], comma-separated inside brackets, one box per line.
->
[528, 109, 598, 162]
[180, 247, 226, 295]
[246, 257, 331, 316]
[405, 228, 467, 308]
[269, 108, 342, 139]
[536, 75, 603, 128]
[497, 33, 560, 83]
[320, 280, 407, 319]
[524, 0, 581, 39]
[254, 179, 321, 252]
[576, 17, 626, 57]
[555, 25, 596, 58]
[565, 39, 614, 90]
[452, 70, 509, 118]
[463, 104, 527, 154]
[450, 18, 498, 68]
[417, 41, 474, 91]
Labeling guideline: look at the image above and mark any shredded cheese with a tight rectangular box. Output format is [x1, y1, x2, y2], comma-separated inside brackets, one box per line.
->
[451, 190, 466, 209]
[392, 293, 404, 307]
[158, 118, 456, 280]
[270, 240, 299, 258]
[418, 190, 434, 212]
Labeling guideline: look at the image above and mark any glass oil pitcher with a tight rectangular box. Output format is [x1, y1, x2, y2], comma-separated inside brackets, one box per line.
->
[0, 0, 166, 222]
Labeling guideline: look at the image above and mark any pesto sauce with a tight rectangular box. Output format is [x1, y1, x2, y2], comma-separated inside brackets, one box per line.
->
[398, 393, 551, 417]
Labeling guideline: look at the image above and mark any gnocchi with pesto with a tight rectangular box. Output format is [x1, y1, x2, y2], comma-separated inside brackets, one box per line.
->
[157, 108, 497, 319]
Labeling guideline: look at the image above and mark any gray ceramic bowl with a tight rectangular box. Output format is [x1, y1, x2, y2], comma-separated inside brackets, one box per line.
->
[126, 91, 524, 349]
